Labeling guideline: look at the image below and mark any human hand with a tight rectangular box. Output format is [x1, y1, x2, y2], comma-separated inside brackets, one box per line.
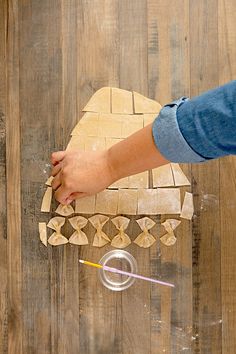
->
[51, 149, 115, 205]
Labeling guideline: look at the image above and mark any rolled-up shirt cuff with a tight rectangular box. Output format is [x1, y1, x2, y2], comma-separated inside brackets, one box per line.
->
[152, 97, 208, 163]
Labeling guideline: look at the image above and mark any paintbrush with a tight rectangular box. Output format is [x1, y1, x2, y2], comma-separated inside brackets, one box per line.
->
[79, 259, 175, 288]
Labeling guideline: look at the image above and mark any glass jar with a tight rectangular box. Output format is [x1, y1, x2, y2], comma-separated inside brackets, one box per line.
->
[98, 250, 138, 291]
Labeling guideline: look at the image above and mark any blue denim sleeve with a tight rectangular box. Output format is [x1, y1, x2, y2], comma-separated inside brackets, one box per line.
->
[152, 80, 236, 163]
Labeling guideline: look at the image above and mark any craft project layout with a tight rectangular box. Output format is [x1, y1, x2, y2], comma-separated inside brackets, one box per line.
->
[39, 87, 194, 248]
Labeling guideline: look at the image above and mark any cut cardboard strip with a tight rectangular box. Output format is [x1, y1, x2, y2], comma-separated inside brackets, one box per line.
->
[112, 88, 133, 114]
[117, 189, 138, 215]
[95, 190, 119, 215]
[45, 176, 54, 186]
[171, 163, 191, 186]
[41, 187, 52, 212]
[82, 87, 111, 113]
[75, 195, 96, 214]
[133, 91, 162, 114]
[152, 164, 175, 187]
[180, 192, 194, 220]
[39, 222, 47, 247]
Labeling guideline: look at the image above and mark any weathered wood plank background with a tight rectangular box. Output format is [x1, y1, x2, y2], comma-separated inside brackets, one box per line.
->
[0, 0, 236, 353]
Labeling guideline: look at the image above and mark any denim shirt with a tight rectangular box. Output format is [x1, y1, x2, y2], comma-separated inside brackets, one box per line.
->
[152, 80, 236, 163]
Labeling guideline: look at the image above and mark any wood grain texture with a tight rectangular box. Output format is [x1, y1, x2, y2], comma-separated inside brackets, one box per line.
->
[6, 1, 22, 353]
[118, 2, 152, 354]
[19, 1, 60, 352]
[190, 1, 222, 353]
[76, 1, 122, 354]
[2, 0, 236, 353]
[148, 2, 192, 353]
[0, 2, 7, 352]
[218, 1, 236, 353]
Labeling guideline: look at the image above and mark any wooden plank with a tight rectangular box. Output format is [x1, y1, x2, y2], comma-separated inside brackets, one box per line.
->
[4, 2, 236, 353]
[220, 157, 236, 354]
[19, 1, 60, 352]
[148, 1, 192, 353]
[76, 1, 122, 353]
[189, 1, 222, 353]
[61, 0, 79, 149]
[50, 3, 81, 352]
[118, 1, 151, 354]
[6, 1, 22, 353]
[218, 1, 236, 352]
[0, 2, 8, 353]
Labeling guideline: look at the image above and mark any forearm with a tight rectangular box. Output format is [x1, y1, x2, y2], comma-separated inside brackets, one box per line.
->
[107, 123, 169, 181]
[152, 80, 236, 163]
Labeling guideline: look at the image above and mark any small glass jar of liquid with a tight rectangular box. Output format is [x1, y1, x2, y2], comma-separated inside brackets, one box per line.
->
[98, 250, 138, 291]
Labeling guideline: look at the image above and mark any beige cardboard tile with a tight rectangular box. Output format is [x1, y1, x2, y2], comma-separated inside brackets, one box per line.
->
[39, 222, 47, 247]
[180, 192, 194, 220]
[152, 164, 175, 187]
[156, 188, 181, 214]
[138, 189, 157, 215]
[66, 136, 85, 151]
[71, 112, 99, 135]
[171, 163, 191, 186]
[98, 113, 124, 122]
[111, 88, 133, 114]
[95, 189, 119, 215]
[129, 171, 149, 188]
[75, 195, 96, 214]
[41, 187, 52, 212]
[98, 119, 122, 138]
[71, 122, 98, 137]
[121, 116, 144, 138]
[117, 189, 138, 215]
[82, 87, 111, 113]
[84, 136, 106, 151]
[133, 91, 162, 114]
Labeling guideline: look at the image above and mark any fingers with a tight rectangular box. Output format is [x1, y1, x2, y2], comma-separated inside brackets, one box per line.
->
[51, 172, 61, 190]
[51, 163, 62, 177]
[51, 151, 66, 166]
[66, 192, 87, 204]
[54, 184, 73, 205]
